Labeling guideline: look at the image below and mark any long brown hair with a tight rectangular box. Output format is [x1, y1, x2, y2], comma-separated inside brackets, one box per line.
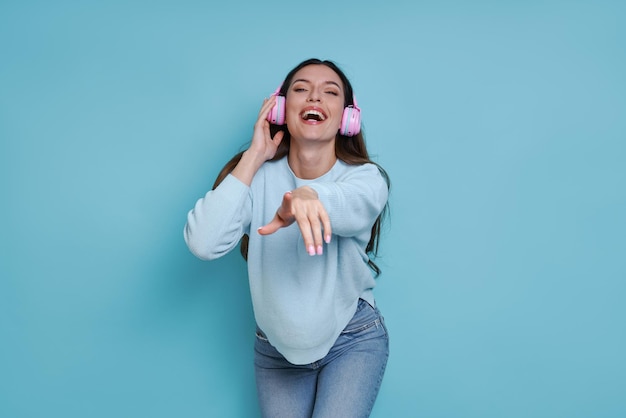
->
[213, 59, 390, 276]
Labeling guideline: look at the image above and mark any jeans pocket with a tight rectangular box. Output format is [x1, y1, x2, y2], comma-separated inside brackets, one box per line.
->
[340, 300, 388, 339]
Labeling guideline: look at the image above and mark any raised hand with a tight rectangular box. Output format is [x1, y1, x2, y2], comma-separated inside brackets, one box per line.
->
[249, 96, 285, 162]
[231, 96, 285, 186]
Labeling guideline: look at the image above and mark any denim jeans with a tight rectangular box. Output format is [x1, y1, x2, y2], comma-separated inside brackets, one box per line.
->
[254, 299, 389, 418]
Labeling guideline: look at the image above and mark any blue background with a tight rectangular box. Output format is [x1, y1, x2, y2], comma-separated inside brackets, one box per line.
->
[1, 1, 625, 417]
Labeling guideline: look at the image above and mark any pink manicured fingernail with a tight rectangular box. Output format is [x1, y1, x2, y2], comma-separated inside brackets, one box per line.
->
[308, 245, 315, 256]
[316, 245, 323, 255]
[325, 235, 331, 244]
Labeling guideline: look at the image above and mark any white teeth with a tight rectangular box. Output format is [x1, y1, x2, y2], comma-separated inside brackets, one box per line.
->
[301, 110, 326, 121]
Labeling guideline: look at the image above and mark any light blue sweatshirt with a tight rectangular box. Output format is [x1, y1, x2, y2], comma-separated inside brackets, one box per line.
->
[184, 156, 388, 365]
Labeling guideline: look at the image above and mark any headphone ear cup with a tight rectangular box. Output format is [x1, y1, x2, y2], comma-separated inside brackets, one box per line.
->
[267, 95, 286, 125]
[340, 105, 361, 137]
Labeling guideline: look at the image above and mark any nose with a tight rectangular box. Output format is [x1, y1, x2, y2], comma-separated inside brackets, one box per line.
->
[307, 90, 320, 102]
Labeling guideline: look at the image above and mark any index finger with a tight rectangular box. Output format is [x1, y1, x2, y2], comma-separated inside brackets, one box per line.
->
[258, 96, 277, 120]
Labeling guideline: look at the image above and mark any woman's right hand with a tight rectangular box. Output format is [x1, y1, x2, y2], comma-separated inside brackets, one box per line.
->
[248, 96, 285, 162]
[231, 96, 285, 186]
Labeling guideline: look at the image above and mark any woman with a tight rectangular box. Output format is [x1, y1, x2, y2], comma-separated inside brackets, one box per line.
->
[184, 58, 390, 417]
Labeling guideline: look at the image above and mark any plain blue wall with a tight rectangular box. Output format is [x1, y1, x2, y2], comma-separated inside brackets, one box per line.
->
[2, 1, 625, 417]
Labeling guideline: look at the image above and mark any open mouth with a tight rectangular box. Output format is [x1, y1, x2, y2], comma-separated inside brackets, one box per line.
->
[301, 109, 327, 122]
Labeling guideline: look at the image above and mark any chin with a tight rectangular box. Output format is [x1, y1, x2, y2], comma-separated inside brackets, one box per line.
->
[291, 124, 338, 141]
[295, 132, 336, 143]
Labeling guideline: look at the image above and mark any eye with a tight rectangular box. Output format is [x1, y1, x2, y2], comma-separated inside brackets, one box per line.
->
[325, 91, 339, 96]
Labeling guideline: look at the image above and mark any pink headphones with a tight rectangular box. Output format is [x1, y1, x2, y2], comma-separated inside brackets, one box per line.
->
[266, 86, 361, 137]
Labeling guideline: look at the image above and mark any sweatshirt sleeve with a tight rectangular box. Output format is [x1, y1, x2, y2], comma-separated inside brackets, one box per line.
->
[308, 163, 388, 241]
[184, 174, 252, 260]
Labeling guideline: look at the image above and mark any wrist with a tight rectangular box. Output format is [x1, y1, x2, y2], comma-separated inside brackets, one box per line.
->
[231, 150, 265, 186]
[293, 186, 318, 200]
[241, 149, 267, 169]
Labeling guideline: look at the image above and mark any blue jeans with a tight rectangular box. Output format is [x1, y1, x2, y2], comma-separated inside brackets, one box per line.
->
[254, 299, 389, 418]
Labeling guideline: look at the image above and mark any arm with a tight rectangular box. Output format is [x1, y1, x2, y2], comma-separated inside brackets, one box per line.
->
[308, 163, 388, 239]
[184, 174, 251, 260]
[184, 97, 285, 260]
[258, 163, 388, 255]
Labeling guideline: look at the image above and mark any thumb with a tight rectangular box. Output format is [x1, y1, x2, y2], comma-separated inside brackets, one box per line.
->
[272, 130, 285, 146]
[257, 215, 284, 236]
[258, 191, 293, 235]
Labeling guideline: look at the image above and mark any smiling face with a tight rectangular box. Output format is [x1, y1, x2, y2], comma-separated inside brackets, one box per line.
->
[284, 64, 346, 143]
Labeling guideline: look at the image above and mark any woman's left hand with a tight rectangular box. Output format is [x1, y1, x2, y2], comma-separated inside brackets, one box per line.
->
[257, 186, 332, 256]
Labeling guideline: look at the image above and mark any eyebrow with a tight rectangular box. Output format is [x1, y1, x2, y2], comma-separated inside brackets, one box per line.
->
[291, 79, 342, 90]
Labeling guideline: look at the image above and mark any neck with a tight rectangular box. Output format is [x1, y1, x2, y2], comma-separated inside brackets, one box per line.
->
[288, 140, 337, 179]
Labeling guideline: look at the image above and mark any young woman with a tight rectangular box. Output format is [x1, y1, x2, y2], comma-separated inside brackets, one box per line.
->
[184, 58, 390, 417]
